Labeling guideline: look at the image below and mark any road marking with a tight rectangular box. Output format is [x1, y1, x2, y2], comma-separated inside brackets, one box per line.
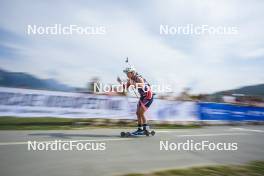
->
[177, 133, 249, 137]
[156, 130, 190, 133]
[0, 138, 133, 146]
[229, 127, 264, 133]
[0, 131, 254, 146]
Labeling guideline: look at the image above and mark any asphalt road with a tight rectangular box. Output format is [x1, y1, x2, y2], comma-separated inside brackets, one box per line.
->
[0, 125, 264, 176]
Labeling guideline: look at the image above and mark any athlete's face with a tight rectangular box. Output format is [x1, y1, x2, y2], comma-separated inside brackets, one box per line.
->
[126, 72, 133, 78]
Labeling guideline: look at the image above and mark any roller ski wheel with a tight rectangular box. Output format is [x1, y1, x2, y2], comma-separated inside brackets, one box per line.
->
[144, 130, 150, 136]
[144, 130, 155, 136]
[126, 132, 131, 137]
[120, 132, 126, 137]
[120, 131, 132, 137]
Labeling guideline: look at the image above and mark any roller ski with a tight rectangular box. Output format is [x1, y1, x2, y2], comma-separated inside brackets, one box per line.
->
[120, 128, 155, 137]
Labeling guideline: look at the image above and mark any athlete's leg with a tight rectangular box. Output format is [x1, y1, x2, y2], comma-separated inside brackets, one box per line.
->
[139, 97, 154, 131]
[136, 107, 143, 127]
[131, 104, 143, 135]
[139, 106, 150, 131]
[139, 106, 147, 124]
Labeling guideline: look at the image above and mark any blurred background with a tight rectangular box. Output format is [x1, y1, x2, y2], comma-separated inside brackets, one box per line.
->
[0, 1, 264, 176]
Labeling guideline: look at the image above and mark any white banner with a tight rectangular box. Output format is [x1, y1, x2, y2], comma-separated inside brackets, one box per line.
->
[0, 87, 198, 121]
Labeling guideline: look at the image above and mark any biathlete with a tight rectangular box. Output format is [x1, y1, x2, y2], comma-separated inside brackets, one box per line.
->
[117, 66, 154, 135]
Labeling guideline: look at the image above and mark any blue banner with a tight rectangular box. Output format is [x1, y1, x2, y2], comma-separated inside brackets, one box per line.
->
[199, 102, 264, 121]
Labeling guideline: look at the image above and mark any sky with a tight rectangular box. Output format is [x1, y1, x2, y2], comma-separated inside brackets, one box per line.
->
[0, 0, 264, 94]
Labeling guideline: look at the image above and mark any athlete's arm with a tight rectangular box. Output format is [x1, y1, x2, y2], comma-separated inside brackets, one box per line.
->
[117, 77, 131, 89]
[135, 77, 144, 88]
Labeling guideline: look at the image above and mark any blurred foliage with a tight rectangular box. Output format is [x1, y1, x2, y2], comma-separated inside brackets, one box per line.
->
[0, 117, 200, 130]
[122, 161, 264, 176]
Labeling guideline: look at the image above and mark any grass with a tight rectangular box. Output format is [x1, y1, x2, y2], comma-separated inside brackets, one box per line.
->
[121, 161, 264, 176]
[0, 116, 201, 130]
